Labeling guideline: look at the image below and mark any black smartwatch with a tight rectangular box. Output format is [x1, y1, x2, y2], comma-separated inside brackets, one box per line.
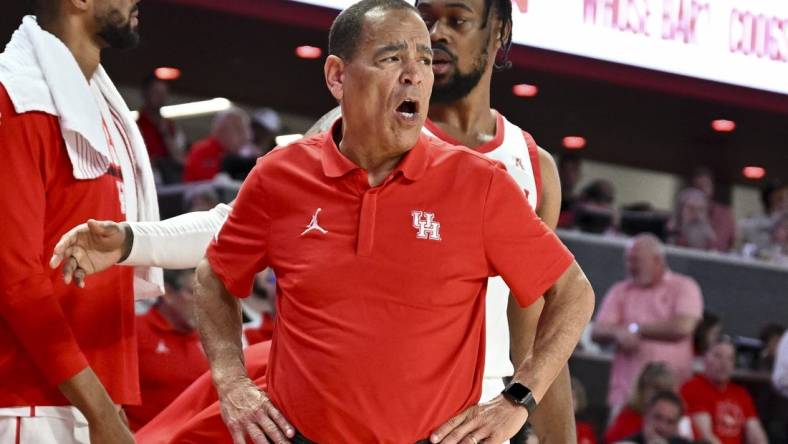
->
[501, 381, 537, 416]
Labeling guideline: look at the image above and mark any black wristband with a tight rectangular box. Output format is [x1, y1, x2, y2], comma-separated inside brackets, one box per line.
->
[118, 223, 134, 263]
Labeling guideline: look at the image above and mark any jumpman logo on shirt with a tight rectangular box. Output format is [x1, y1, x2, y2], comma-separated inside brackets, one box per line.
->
[301, 208, 328, 235]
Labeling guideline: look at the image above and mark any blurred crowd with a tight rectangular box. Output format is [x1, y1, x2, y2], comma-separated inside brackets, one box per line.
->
[136, 73, 283, 187]
[557, 153, 788, 266]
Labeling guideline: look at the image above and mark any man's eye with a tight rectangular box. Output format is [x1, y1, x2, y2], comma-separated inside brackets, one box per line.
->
[452, 18, 467, 26]
[383, 56, 400, 62]
[421, 58, 433, 65]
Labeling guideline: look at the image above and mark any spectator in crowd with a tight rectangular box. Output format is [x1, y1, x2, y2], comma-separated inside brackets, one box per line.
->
[605, 362, 677, 444]
[572, 377, 598, 444]
[221, 108, 282, 181]
[574, 179, 617, 234]
[618, 391, 695, 444]
[753, 212, 788, 264]
[136, 73, 186, 184]
[753, 323, 788, 444]
[773, 331, 788, 398]
[740, 180, 788, 256]
[592, 234, 703, 413]
[668, 188, 716, 251]
[125, 270, 209, 431]
[680, 339, 768, 444]
[757, 323, 786, 371]
[183, 185, 221, 213]
[690, 167, 736, 252]
[558, 152, 583, 228]
[183, 107, 250, 182]
[693, 311, 723, 358]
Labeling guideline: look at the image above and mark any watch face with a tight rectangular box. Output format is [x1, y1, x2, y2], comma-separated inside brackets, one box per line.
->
[507, 383, 530, 401]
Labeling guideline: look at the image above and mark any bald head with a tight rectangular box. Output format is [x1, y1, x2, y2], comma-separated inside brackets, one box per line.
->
[212, 108, 251, 154]
[625, 233, 666, 287]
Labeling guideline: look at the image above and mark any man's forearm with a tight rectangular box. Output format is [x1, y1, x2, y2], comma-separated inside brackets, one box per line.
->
[637, 316, 697, 341]
[194, 258, 248, 391]
[590, 322, 621, 345]
[507, 297, 576, 442]
[512, 263, 594, 402]
[58, 367, 120, 424]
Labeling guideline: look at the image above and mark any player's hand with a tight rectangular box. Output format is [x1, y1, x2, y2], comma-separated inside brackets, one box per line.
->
[218, 377, 295, 444]
[430, 395, 529, 444]
[88, 417, 135, 444]
[49, 219, 129, 288]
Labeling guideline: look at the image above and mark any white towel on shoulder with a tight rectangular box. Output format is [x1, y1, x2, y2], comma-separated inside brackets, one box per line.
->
[0, 16, 163, 298]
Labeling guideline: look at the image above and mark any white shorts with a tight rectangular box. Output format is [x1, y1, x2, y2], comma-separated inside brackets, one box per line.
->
[0, 406, 89, 444]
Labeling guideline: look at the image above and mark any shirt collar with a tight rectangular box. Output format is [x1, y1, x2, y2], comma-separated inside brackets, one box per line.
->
[320, 118, 430, 182]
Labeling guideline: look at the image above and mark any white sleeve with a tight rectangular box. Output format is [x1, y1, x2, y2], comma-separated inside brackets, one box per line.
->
[773, 332, 788, 397]
[120, 203, 231, 269]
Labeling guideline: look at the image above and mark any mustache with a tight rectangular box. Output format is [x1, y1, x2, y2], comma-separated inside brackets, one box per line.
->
[431, 43, 457, 64]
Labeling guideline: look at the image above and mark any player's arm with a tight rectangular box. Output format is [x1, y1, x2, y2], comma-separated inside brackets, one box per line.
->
[744, 417, 768, 444]
[50, 203, 233, 286]
[432, 166, 595, 444]
[691, 413, 723, 444]
[0, 95, 131, 442]
[507, 147, 576, 443]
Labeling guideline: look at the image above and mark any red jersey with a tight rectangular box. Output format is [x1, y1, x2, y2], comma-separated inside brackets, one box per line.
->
[207, 128, 574, 442]
[183, 136, 223, 182]
[0, 84, 138, 406]
[135, 342, 271, 444]
[681, 374, 757, 444]
[604, 405, 643, 444]
[125, 306, 209, 431]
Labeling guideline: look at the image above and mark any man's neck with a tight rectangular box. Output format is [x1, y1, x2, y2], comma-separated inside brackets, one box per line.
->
[40, 18, 101, 80]
[338, 126, 406, 188]
[427, 70, 496, 148]
[705, 374, 729, 391]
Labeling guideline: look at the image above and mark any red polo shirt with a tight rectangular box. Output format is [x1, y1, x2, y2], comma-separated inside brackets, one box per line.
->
[207, 127, 574, 443]
[125, 305, 209, 431]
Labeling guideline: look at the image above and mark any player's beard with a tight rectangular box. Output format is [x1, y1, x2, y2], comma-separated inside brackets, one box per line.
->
[430, 32, 491, 104]
[96, 5, 140, 50]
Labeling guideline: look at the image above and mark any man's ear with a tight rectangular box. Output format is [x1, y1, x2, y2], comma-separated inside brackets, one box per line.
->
[492, 19, 511, 54]
[68, 0, 90, 13]
[324, 55, 346, 102]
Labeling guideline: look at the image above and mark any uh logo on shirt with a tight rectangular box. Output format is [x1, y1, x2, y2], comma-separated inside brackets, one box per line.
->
[411, 210, 441, 241]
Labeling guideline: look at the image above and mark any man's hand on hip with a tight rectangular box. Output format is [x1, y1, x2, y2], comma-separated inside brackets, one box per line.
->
[430, 395, 528, 444]
[218, 377, 294, 444]
[49, 219, 130, 287]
